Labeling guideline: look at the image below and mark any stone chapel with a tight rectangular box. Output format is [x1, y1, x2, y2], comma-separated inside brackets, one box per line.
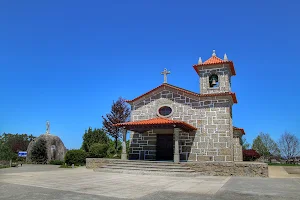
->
[115, 50, 245, 163]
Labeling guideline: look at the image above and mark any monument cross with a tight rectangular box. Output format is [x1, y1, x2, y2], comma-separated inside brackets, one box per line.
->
[161, 68, 171, 83]
[46, 121, 50, 134]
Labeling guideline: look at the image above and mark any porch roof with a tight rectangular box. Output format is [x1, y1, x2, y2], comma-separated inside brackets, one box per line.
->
[114, 117, 197, 132]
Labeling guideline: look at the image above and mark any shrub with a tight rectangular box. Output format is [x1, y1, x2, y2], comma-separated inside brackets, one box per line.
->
[31, 138, 48, 163]
[88, 143, 109, 158]
[65, 149, 86, 166]
[49, 160, 64, 165]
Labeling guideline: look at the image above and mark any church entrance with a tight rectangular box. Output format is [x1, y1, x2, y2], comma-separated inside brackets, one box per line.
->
[156, 134, 173, 161]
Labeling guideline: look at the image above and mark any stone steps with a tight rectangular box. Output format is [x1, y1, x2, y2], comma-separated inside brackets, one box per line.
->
[94, 160, 197, 177]
[94, 168, 198, 177]
[110, 162, 182, 166]
[105, 163, 191, 169]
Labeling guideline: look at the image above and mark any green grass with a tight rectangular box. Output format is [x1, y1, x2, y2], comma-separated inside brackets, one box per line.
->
[268, 163, 299, 166]
[0, 165, 10, 169]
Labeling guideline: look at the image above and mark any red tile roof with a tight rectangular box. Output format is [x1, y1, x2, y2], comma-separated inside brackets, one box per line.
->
[233, 126, 245, 135]
[203, 55, 224, 64]
[193, 55, 236, 76]
[125, 83, 237, 104]
[114, 117, 197, 131]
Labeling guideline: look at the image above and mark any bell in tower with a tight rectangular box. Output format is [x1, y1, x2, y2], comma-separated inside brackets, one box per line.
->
[209, 74, 219, 88]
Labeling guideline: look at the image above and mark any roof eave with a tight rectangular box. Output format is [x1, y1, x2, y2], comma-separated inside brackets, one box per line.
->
[193, 61, 236, 76]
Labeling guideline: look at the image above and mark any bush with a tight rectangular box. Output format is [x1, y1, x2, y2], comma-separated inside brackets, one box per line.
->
[65, 149, 86, 166]
[88, 143, 109, 158]
[31, 138, 48, 163]
[49, 160, 64, 165]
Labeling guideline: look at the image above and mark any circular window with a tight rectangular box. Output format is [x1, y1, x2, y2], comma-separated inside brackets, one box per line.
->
[158, 106, 173, 117]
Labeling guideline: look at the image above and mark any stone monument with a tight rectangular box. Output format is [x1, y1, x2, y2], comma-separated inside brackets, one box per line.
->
[26, 121, 67, 163]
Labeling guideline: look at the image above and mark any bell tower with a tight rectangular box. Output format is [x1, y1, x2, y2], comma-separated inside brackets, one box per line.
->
[193, 50, 236, 94]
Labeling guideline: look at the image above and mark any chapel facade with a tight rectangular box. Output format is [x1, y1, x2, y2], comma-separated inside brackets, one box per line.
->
[116, 50, 245, 162]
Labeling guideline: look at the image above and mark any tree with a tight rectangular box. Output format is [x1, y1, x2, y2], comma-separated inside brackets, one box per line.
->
[0, 143, 15, 161]
[102, 97, 130, 151]
[31, 138, 48, 163]
[252, 136, 269, 158]
[0, 133, 35, 153]
[81, 127, 108, 152]
[259, 132, 280, 158]
[241, 136, 250, 150]
[278, 132, 300, 161]
[88, 143, 109, 158]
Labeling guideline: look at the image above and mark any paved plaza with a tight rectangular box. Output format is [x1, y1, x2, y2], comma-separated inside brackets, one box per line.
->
[0, 165, 300, 200]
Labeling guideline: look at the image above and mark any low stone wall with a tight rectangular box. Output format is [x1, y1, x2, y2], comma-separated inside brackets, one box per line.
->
[182, 161, 268, 177]
[86, 158, 121, 169]
[86, 158, 268, 177]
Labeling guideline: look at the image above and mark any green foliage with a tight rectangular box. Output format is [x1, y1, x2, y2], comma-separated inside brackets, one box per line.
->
[81, 127, 109, 152]
[88, 143, 109, 158]
[106, 140, 122, 158]
[0, 133, 35, 153]
[49, 160, 64, 165]
[0, 143, 16, 161]
[259, 132, 280, 157]
[65, 149, 87, 166]
[31, 138, 48, 163]
[252, 136, 268, 158]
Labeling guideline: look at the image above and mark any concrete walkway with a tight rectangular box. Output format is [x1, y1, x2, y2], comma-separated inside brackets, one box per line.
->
[0, 165, 230, 199]
[268, 166, 300, 178]
[1, 165, 300, 200]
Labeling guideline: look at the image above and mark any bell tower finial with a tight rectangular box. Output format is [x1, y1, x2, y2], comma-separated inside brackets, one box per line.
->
[212, 50, 216, 56]
[224, 53, 228, 61]
[198, 57, 202, 64]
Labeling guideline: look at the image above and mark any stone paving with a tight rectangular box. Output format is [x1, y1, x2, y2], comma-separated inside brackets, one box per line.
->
[0, 165, 229, 199]
[1, 165, 300, 200]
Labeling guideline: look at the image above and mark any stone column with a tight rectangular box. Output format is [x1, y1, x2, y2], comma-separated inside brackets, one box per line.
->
[174, 128, 180, 163]
[121, 128, 128, 160]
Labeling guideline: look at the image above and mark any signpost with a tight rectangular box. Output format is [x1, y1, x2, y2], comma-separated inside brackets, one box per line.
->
[18, 151, 27, 157]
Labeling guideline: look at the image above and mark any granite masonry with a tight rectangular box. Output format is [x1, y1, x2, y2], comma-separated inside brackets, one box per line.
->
[128, 88, 235, 162]
[115, 50, 245, 163]
[99, 50, 268, 177]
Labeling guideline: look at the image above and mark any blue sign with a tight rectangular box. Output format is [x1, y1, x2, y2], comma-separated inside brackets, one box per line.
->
[18, 151, 27, 157]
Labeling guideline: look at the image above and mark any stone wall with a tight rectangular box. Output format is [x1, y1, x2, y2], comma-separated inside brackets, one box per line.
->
[233, 137, 243, 161]
[86, 158, 269, 177]
[198, 63, 232, 94]
[129, 87, 234, 161]
[86, 158, 119, 169]
[182, 162, 268, 177]
[129, 130, 157, 160]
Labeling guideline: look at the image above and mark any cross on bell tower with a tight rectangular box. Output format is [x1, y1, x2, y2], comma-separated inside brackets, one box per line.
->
[161, 68, 171, 83]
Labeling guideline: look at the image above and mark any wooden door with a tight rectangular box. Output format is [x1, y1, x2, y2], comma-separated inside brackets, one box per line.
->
[156, 134, 173, 161]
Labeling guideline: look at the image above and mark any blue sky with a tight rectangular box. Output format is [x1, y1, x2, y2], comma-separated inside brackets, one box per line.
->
[0, 1, 299, 149]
